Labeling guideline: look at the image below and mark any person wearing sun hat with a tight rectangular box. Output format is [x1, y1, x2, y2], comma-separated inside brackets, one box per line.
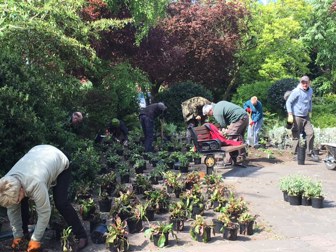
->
[107, 118, 129, 146]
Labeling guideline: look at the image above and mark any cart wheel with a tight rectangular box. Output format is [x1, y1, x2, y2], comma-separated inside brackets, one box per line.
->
[324, 155, 336, 170]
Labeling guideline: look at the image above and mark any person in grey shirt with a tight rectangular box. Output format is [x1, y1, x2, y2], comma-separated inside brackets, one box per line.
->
[286, 76, 318, 161]
[0, 145, 88, 251]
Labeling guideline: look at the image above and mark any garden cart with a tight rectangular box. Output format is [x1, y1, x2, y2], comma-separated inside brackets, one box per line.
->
[322, 143, 336, 170]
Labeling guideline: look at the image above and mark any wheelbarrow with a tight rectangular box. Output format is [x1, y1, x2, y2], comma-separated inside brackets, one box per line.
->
[322, 143, 336, 170]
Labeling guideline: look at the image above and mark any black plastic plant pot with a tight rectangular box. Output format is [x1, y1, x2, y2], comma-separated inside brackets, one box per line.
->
[297, 146, 306, 165]
[127, 218, 143, 234]
[196, 226, 211, 243]
[99, 198, 112, 212]
[301, 196, 312, 206]
[108, 238, 128, 252]
[311, 197, 324, 208]
[174, 188, 182, 198]
[288, 195, 302, 206]
[194, 157, 202, 165]
[223, 226, 238, 240]
[191, 205, 202, 219]
[120, 174, 130, 183]
[145, 208, 155, 221]
[91, 224, 108, 244]
[212, 219, 224, 234]
[239, 221, 254, 235]
[179, 165, 189, 173]
[153, 232, 169, 247]
[170, 218, 185, 232]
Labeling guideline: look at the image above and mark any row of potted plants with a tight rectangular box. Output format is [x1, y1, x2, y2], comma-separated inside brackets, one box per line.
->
[279, 174, 324, 208]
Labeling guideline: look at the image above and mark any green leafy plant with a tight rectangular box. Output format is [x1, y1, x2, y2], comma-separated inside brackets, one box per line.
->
[105, 216, 129, 250]
[237, 212, 257, 224]
[163, 171, 182, 188]
[61, 226, 76, 252]
[189, 215, 213, 242]
[218, 213, 239, 231]
[144, 222, 177, 248]
[169, 201, 189, 220]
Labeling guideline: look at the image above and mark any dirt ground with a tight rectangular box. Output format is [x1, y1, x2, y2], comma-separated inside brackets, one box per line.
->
[0, 146, 300, 252]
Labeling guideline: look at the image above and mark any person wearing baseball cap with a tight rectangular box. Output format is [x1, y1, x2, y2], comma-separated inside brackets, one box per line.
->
[286, 75, 318, 161]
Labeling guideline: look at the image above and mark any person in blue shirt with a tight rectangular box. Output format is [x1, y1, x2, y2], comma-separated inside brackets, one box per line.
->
[243, 96, 263, 147]
[286, 76, 318, 161]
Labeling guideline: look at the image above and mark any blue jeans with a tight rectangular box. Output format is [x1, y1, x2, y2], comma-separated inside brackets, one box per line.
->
[140, 115, 154, 152]
[247, 118, 263, 145]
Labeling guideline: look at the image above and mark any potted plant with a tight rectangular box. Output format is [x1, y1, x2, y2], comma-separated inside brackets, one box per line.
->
[132, 174, 152, 195]
[98, 189, 112, 213]
[194, 153, 203, 165]
[145, 189, 170, 214]
[144, 222, 177, 248]
[279, 176, 291, 202]
[169, 201, 189, 232]
[297, 134, 306, 165]
[133, 159, 146, 174]
[219, 213, 239, 240]
[106, 153, 122, 169]
[117, 161, 131, 183]
[209, 185, 229, 211]
[79, 198, 96, 221]
[98, 171, 117, 196]
[61, 226, 76, 252]
[310, 181, 324, 208]
[126, 204, 146, 234]
[220, 193, 248, 221]
[105, 216, 129, 252]
[163, 171, 182, 193]
[177, 154, 190, 173]
[181, 185, 205, 218]
[75, 184, 93, 202]
[173, 181, 185, 198]
[238, 212, 257, 235]
[111, 190, 139, 221]
[287, 175, 305, 205]
[184, 171, 201, 190]
[149, 167, 164, 185]
[189, 215, 213, 243]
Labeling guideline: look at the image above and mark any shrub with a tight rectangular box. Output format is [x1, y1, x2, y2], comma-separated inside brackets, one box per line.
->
[155, 81, 213, 124]
[267, 78, 297, 115]
[311, 94, 336, 128]
[231, 81, 273, 110]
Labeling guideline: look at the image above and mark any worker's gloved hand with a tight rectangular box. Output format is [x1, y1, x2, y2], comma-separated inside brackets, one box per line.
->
[195, 115, 201, 120]
[245, 107, 251, 113]
[27, 240, 41, 252]
[11, 238, 23, 249]
[249, 121, 255, 126]
[287, 114, 294, 124]
[123, 140, 128, 147]
[309, 112, 312, 118]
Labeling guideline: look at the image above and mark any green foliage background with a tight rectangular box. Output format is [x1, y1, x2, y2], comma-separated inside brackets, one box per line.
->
[155, 82, 213, 124]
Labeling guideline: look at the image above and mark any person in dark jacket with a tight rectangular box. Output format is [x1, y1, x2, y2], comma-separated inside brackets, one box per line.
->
[107, 118, 129, 146]
[139, 102, 167, 152]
